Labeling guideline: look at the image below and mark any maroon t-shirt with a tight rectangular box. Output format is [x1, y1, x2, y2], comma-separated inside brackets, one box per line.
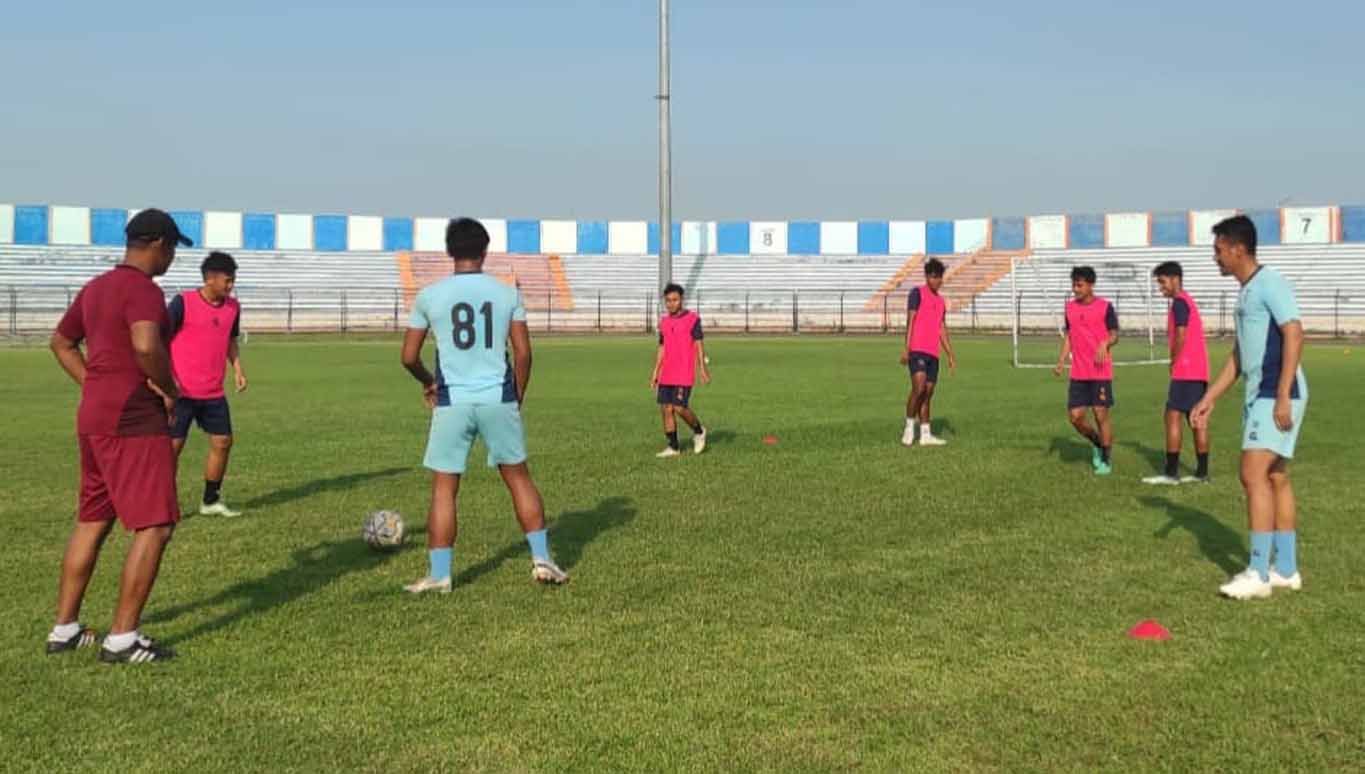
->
[55, 265, 171, 436]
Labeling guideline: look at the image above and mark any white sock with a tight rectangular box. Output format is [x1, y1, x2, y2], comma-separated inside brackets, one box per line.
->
[921, 423, 932, 436]
[104, 630, 139, 652]
[49, 621, 82, 642]
[904, 417, 915, 430]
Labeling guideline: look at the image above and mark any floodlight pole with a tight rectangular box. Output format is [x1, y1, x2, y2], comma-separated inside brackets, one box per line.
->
[657, 0, 673, 295]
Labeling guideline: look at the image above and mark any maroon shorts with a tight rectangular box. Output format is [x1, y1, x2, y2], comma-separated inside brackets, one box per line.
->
[78, 434, 180, 530]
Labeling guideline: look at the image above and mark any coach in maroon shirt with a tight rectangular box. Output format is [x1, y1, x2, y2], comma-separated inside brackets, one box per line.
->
[45, 209, 189, 664]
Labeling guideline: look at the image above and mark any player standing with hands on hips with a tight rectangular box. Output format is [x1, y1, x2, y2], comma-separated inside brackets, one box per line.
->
[899, 258, 956, 446]
[650, 283, 710, 458]
[1190, 215, 1308, 600]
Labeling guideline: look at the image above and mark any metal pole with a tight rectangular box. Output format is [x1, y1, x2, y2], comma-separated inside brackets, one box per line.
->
[792, 291, 799, 333]
[1010, 258, 1019, 366]
[597, 290, 602, 332]
[1334, 290, 1341, 339]
[838, 291, 845, 332]
[287, 290, 294, 333]
[548, 288, 553, 332]
[8, 287, 16, 336]
[882, 294, 888, 333]
[393, 289, 400, 330]
[657, 0, 673, 294]
[744, 291, 750, 333]
[340, 290, 347, 333]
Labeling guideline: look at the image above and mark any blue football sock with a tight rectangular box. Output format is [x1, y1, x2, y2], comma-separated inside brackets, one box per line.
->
[429, 547, 452, 581]
[1273, 530, 1298, 577]
[525, 529, 550, 562]
[1248, 532, 1272, 581]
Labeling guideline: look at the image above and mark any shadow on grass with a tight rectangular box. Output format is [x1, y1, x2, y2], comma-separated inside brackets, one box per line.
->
[702, 429, 738, 446]
[452, 496, 637, 586]
[1141, 495, 1245, 575]
[933, 417, 958, 438]
[147, 538, 405, 645]
[1123, 441, 1168, 474]
[241, 467, 410, 509]
[1047, 436, 1093, 464]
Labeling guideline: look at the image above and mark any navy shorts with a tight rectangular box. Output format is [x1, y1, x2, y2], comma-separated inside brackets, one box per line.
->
[657, 385, 693, 408]
[1068, 380, 1114, 410]
[171, 397, 233, 438]
[1166, 380, 1208, 415]
[908, 353, 940, 383]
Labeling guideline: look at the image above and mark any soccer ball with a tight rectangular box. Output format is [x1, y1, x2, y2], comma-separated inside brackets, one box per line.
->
[362, 510, 405, 551]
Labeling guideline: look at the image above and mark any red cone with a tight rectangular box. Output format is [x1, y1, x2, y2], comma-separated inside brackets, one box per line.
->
[762, 434, 779, 446]
[1127, 619, 1170, 641]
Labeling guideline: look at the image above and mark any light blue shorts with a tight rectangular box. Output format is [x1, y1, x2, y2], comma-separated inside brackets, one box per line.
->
[424, 402, 528, 474]
[1242, 397, 1307, 459]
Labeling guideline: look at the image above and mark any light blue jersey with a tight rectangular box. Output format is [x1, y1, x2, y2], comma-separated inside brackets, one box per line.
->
[1235, 266, 1307, 405]
[409, 273, 526, 405]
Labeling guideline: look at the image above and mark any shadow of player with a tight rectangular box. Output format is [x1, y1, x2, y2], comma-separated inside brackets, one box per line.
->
[452, 496, 638, 587]
[1122, 441, 1168, 475]
[1141, 495, 1246, 575]
[240, 467, 411, 509]
[1047, 436, 1093, 464]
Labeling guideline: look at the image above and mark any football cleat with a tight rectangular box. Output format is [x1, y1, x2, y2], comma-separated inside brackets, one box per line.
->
[45, 626, 99, 655]
[1219, 569, 1272, 600]
[403, 576, 452, 594]
[531, 559, 569, 585]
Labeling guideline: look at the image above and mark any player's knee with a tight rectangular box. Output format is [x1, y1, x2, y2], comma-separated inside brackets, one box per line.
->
[1268, 469, 1291, 490]
[209, 434, 233, 450]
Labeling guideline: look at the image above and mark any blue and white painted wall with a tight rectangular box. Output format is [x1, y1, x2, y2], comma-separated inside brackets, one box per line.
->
[2, 203, 1362, 255]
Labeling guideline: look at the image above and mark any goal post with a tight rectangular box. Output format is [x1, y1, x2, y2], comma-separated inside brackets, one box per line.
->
[1009, 256, 1170, 368]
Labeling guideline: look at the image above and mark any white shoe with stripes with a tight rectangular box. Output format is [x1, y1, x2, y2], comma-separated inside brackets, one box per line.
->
[99, 635, 175, 664]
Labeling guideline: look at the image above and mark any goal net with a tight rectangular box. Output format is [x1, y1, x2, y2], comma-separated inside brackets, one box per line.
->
[1009, 256, 1169, 368]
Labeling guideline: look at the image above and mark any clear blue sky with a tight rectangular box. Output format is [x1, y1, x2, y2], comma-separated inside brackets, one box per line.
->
[2, 0, 1361, 220]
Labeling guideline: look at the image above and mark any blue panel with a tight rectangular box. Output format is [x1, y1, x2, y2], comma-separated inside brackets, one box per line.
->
[169, 210, 204, 247]
[243, 213, 276, 250]
[1068, 214, 1104, 249]
[925, 221, 954, 254]
[1150, 212, 1188, 246]
[1246, 209, 1280, 246]
[312, 215, 347, 251]
[646, 222, 683, 255]
[576, 221, 608, 255]
[14, 205, 48, 244]
[90, 208, 127, 246]
[717, 222, 750, 255]
[507, 220, 540, 254]
[383, 217, 414, 252]
[991, 217, 1026, 250]
[1342, 206, 1365, 243]
[787, 221, 820, 255]
[857, 221, 890, 255]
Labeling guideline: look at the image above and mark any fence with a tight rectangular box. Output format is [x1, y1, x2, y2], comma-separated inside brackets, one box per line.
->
[3, 284, 1363, 337]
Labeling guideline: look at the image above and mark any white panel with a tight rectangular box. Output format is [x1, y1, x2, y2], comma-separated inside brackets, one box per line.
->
[0, 204, 13, 243]
[1190, 209, 1238, 246]
[276, 214, 313, 250]
[750, 221, 787, 255]
[413, 217, 446, 252]
[479, 218, 508, 254]
[681, 221, 718, 256]
[609, 221, 648, 255]
[1027, 215, 1068, 249]
[888, 220, 926, 254]
[540, 220, 577, 254]
[1282, 206, 1333, 244]
[50, 206, 90, 245]
[1105, 212, 1149, 248]
[953, 218, 989, 253]
[819, 221, 857, 255]
[346, 215, 383, 251]
[203, 211, 243, 249]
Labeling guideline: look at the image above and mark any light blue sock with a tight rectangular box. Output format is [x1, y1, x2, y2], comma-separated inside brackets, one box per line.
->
[429, 547, 453, 581]
[1248, 532, 1272, 581]
[525, 529, 550, 562]
[1273, 530, 1298, 577]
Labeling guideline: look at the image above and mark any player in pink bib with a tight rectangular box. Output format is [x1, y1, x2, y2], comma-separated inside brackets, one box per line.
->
[1053, 266, 1119, 475]
[167, 252, 248, 516]
[649, 283, 711, 457]
[898, 258, 957, 446]
[1144, 262, 1211, 485]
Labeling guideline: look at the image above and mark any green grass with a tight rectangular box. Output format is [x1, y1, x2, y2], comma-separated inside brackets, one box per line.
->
[3, 334, 1364, 772]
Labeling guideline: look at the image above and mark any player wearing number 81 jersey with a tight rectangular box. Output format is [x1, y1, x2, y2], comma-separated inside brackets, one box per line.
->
[400, 218, 568, 592]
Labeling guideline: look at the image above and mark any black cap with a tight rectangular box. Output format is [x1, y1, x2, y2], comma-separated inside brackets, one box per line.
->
[125, 208, 194, 247]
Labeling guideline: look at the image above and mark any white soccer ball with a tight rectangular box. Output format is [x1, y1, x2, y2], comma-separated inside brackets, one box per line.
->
[362, 510, 405, 551]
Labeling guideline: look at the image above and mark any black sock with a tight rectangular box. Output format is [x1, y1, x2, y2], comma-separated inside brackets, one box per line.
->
[1164, 452, 1180, 478]
[666, 431, 679, 450]
[1100, 446, 1111, 464]
[688, 421, 703, 435]
[1088, 433, 1103, 448]
[1196, 452, 1209, 478]
[204, 479, 222, 505]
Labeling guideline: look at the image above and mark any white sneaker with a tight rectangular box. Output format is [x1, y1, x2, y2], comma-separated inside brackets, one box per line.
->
[1141, 475, 1181, 486]
[1180, 475, 1210, 484]
[918, 433, 947, 447]
[199, 501, 242, 517]
[692, 429, 707, 454]
[403, 576, 452, 594]
[1268, 569, 1303, 591]
[655, 446, 681, 458]
[900, 427, 916, 447]
[531, 559, 569, 585]
[1219, 569, 1272, 600]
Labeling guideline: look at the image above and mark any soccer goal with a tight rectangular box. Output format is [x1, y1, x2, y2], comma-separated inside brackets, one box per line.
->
[1008, 256, 1169, 368]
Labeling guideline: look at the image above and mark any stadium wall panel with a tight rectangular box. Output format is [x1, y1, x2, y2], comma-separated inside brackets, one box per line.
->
[481, 218, 509, 254]
[609, 221, 648, 255]
[15, 206, 49, 245]
[413, 217, 445, 252]
[277, 214, 313, 250]
[243, 213, 276, 250]
[1027, 215, 1067, 249]
[925, 221, 954, 254]
[383, 217, 414, 252]
[0, 205, 13, 243]
[1342, 206, 1365, 243]
[1281, 206, 1333, 245]
[1068, 214, 1104, 249]
[1150, 212, 1187, 246]
[717, 222, 749, 255]
[858, 221, 890, 255]
[1105, 212, 1149, 248]
[646, 222, 683, 255]
[953, 219, 988, 253]
[170, 210, 205, 248]
[751, 221, 788, 255]
[1190, 209, 1238, 246]
[205, 211, 244, 249]
[347, 215, 383, 252]
[313, 215, 348, 252]
[1246, 209, 1281, 246]
[540, 220, 578, 255]
[576, 221, 609, 255]
[680, 221, 717, 256]
[788, 221, 820, 255]
[50, 206, 91, 245]
[991, 217, 1026, 250]
[888, 221, 925, 254]
[507, 220, 541, 254]
[820, 221, 857, 255]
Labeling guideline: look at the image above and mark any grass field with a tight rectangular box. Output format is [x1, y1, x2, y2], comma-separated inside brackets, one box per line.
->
[3, 334, 1364, 772]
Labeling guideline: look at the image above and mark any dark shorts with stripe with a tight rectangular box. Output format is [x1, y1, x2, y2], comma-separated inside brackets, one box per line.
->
[1068, 380, 1114, 409]
[908, 353, 940, 383]
[171, 397, 233, 438]
[657, 385, 693, 407]
[1166, 380, 1208, 415]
